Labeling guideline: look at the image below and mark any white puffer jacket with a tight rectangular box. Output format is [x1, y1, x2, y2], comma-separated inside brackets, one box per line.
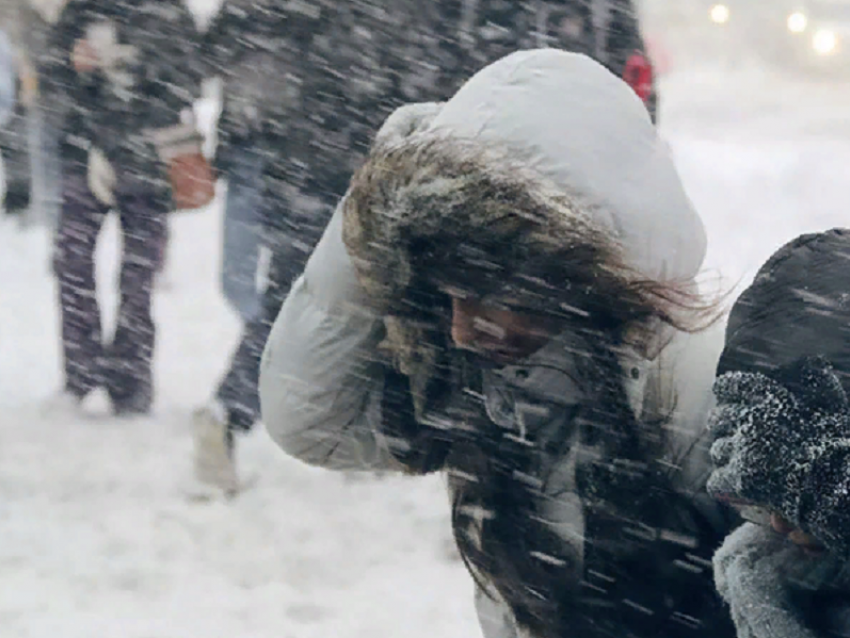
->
[260, 49, 732, 638]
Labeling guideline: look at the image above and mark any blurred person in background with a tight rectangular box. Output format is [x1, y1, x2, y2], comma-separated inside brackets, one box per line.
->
[0, 1, 61, 227]
[45, 0, 213, 417]
[198, 0, 305, 325]
[0, 19, 34, 219]
[25, 0, 63, 232]
[192, 0, 660, 496]
[0, 96, 31, 217]
[191, 0, 327, 496]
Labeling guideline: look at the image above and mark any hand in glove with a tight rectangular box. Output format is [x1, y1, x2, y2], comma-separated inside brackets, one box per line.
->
[707, 356, 850, 529]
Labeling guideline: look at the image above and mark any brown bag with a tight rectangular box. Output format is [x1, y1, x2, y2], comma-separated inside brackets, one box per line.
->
[167, 151, 216, 210]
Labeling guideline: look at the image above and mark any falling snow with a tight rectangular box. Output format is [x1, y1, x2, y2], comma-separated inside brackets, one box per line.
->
[2, 1, 850, 637]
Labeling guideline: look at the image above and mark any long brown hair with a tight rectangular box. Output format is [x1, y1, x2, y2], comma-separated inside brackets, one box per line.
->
[432, 246, 715, 638]
[383, 238, 722, 638]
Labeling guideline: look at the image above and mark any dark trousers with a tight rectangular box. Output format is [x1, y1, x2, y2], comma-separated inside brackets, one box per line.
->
[53, 171, 168, 410]
[215, 211, 331, 432]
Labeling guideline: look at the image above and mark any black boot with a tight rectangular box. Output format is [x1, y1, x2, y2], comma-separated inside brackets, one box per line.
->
[3, 181, 30, 216]
[104, 360, 153, 417]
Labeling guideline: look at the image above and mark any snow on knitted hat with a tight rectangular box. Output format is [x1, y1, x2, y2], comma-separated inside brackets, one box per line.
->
[718, 228, 850, 396]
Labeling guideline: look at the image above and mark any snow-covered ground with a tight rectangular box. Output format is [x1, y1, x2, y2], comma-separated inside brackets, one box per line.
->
[2, 25, 850, 638]
[0, 178, 477, 638]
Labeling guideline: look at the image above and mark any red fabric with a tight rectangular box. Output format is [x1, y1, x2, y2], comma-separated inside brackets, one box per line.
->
[623, 51, 654, 102]
[168, 152, 216, 210]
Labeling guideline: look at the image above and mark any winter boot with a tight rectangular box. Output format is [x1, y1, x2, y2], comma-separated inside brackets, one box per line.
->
[107, 374, 153, 417]
[192, 401, 239, 497]
[3, 182, 30, 216]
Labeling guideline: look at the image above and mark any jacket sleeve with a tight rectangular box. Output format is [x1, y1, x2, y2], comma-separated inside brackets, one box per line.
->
[260, 203, 403, 471]
[713, 522, 825, 638]
[260, 101, 445, 472]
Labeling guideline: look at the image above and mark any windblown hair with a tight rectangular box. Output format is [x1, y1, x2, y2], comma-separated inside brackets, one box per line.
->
[343, 133, 727, 638]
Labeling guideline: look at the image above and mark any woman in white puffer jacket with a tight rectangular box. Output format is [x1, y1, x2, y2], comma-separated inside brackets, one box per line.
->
[260, 49, 740, 638]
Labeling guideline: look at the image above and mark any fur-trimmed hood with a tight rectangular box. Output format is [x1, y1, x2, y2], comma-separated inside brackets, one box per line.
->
[344, 132, 623, 315]
[344, 49, 705, 300]
[342, 49, 707, 417]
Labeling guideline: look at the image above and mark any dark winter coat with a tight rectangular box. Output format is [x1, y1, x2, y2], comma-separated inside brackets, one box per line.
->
[261, 50, 734, 638]
[712, 229, 850, 638]
[16, 2, 55, 67]
[204, 0, 656, 222]
[43, 0, 203, 184]
[0, 3, 52, 215]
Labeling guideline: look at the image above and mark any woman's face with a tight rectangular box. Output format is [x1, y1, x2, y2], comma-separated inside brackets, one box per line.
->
[449, 296, 560, 365]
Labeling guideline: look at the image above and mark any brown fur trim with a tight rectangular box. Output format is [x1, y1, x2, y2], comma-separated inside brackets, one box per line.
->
[342, 133, 628, 310]
[341, 133, 643, 417]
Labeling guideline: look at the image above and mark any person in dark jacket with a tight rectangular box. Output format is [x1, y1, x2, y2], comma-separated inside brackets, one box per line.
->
[706, 229, 850, 638]
[45, 0, 211, 416]
[192, 0, 658, 495]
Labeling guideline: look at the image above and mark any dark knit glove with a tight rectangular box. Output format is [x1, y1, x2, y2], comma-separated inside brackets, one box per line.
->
[707, 357, 850, 531]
